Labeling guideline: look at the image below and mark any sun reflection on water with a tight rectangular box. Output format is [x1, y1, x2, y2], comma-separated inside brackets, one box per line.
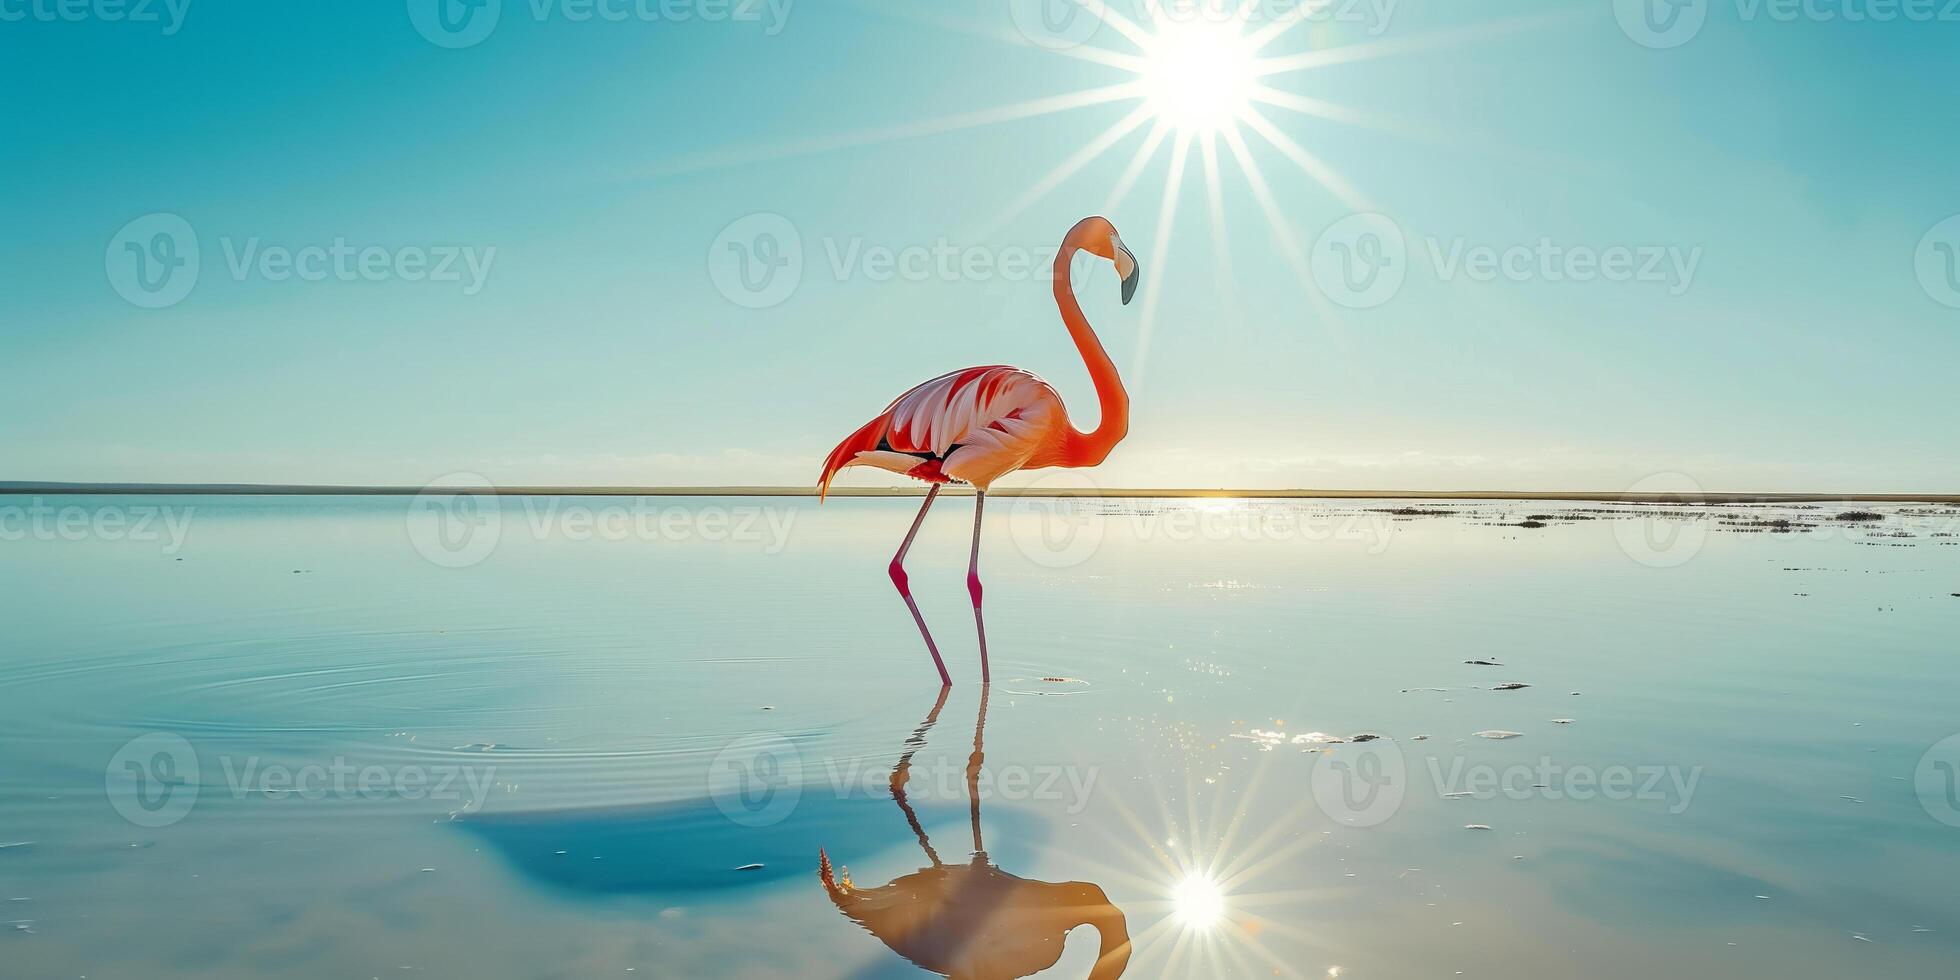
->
[1171, 871, 1227, 930]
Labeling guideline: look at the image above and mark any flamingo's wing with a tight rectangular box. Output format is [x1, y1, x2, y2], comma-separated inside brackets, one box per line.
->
[819, 366, 1064, 497]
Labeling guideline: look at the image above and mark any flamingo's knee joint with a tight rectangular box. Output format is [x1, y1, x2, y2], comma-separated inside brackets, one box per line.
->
[888, 561, 910, 593]
[966, 573, 983, 606]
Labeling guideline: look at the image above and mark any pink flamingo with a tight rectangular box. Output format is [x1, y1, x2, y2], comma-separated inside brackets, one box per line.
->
[818, 216, 1139, 686]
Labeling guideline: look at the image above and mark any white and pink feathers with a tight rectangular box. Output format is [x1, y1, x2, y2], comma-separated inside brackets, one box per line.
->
[819, 365, 1067, 497]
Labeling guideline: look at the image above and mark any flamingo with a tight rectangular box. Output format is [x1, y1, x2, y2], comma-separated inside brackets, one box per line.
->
[817, 687, 1133, 979]
[818, 216, 1139, 686]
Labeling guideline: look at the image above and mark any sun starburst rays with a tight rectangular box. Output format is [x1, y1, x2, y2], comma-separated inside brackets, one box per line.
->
[1129, 130, 1188, 389]
[659, 1, 1556, 403]
[1040, 737, 1360, 978]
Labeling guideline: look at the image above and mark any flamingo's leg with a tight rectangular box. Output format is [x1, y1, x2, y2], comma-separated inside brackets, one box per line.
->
[967, 684, 990, 855]
[891, 485, 952, 687]
[968, 490, 989, 684]
[891, 686, 950, 865]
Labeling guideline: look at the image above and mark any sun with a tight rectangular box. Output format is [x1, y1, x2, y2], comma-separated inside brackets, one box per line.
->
[1138, 19, 1259, 134]
[1170, 871, 1227, 930]
[655, 0, 1575, 391]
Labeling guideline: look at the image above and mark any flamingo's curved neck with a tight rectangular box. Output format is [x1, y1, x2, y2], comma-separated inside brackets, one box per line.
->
[1087, 920, 1132, 980]
[1053, 240, 1130, 467]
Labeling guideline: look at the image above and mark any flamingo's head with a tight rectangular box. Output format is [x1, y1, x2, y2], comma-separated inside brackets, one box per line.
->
[1070, 216, 1141, 306]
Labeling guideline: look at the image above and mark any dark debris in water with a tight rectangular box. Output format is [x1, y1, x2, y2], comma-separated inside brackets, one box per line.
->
[1492, 683, 1530, 691]
[1721, 518, 1811, 532]
[1464, 659, 1502, 666]
[1834, 511, 1884, 522]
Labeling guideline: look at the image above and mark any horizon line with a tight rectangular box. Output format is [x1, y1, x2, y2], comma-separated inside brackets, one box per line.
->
[1, 482, 1955, 504]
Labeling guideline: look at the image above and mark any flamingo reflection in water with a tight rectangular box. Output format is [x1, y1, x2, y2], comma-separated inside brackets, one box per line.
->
[818, 687, 1132, 979]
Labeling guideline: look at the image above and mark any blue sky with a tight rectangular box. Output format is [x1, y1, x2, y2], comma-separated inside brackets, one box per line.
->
[2, 0, 1956, 491]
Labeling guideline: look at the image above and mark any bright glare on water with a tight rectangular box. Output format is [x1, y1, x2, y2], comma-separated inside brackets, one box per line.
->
[2, 495, 1958, 977]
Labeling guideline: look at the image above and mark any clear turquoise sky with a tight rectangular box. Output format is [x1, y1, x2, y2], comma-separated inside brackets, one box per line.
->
[2, 0, 1956, 491]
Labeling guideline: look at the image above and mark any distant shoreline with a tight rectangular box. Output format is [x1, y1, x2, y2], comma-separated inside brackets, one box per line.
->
[2, 483, 1955, 504]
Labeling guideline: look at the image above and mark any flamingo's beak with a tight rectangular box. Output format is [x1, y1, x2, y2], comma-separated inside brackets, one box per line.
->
[1115, 244, 1140, 305]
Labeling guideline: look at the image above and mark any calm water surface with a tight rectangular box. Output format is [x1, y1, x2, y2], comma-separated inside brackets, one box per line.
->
[3, 495, 1958, 978]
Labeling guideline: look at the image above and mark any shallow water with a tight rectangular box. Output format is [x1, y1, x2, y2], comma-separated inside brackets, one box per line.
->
[2, 494, 1958, 977]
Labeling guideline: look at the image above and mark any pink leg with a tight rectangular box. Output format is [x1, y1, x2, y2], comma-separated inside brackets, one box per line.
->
[891, 485, 952, 687]
[968, 490, 989, 684]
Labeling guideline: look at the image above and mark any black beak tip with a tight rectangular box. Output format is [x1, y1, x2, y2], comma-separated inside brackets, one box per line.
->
[1121, 269, 1139, 305]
